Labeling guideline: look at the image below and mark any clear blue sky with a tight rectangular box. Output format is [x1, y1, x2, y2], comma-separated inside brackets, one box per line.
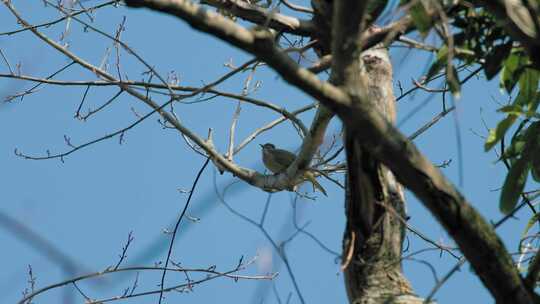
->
[0, 1, 527, 303]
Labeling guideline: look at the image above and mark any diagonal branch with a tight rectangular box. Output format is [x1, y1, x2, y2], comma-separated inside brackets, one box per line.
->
[201, 0, 314, 36]
[122, 0, 535, 302]
[3, 0, 321, 196]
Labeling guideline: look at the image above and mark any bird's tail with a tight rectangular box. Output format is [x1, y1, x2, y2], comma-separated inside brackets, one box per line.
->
[305, 172, 327, 196]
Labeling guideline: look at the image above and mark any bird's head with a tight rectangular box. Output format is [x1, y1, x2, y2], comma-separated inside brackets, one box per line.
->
[259, 143, 275, 151]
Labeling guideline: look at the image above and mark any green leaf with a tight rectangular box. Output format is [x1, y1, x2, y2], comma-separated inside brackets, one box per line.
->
[500, 155, 530, 214]
[484, 114, 518, 151]
[517, 68, 540, 106]
[528, 124, 540, 182]
[532, 152, 540, 182]
[497, 104, 523, 115]
[506, 2, 537, 38]
[527, 91, 540, 115]
[502, 131, 527, 163]
[426, 46, 448, 80]
[447, 65, 461, 99]
[501, 121, 540, 162]
[410, 2, 432, 37]
[500, 122, 540, 213]
[500, 52, 528, 93]
[484, 42, 513, 80]
[522, 213, 540, 238]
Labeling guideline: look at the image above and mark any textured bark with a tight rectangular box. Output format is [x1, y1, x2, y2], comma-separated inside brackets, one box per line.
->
[341, 47, 422, 304]
[122, 1, 536, 302]
[311, 1, 423, 302]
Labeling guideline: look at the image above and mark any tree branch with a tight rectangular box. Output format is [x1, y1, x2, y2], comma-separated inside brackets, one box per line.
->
[4, 0, 327, 197]
[201, 0, 314, 36]
[474, 0, 540, 69]
[120, 0, 536, 302]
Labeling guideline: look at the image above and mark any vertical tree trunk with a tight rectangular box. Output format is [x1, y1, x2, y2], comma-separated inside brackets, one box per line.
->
[310, 2, 423, 302]
[341, 47, 423, 304]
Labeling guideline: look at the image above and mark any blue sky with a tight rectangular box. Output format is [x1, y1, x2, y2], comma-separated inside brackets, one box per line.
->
[0, 1, 530, 303]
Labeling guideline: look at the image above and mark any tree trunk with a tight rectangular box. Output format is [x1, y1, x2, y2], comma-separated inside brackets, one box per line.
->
[310, 2, 423, 302]
[341, 47, 423, 304]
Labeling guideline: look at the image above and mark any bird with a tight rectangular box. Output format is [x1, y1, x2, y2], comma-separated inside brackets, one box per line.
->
[260, 143, 327, 196]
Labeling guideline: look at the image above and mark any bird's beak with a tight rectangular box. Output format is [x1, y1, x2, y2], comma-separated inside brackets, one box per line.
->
[259, 144, 264, 149]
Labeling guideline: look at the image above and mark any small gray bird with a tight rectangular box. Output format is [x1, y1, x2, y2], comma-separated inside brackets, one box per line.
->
[260, 143, 327, 196]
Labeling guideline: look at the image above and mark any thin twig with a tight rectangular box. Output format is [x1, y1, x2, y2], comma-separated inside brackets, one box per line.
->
[158, 157, 210, 304]
[214, 174, 306, 304]
[18, 264, 274, 304]
[279, 0, 313, 14]
[234, 103, 315, 155]
[227, 101, 242, 161]
[0, 1, 117, 36]
[5, 61, 76, 102]
[0, 48, 14, 74]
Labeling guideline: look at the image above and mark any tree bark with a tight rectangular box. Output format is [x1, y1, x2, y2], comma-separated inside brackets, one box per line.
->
[310, 1, 423, 302]
[122, 0, 536, 302]
[341, 46, 423, 304]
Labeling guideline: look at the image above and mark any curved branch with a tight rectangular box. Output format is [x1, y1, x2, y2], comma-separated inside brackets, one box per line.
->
[201, 0, 315, 35]
[1, 73, 309, 136]
[4, 0, 318, 195]
[18, 264, 274, 304]
[280, 0, 313, 14]
[120, 1, 535, 302]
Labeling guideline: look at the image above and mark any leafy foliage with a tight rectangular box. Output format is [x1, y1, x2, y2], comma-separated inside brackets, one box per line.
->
[490, 60, 539, 213]
[499, 122, 540, 214]
[409, 1, 433, 37]
[402, 2, 540, 214]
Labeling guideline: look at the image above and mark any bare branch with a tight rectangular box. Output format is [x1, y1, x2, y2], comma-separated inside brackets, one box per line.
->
[112, 231, 134, 271]
[18, 264, 275, 304]
[226, 101, 241, 162]
[0, 1, 117, 36]
[213, 175, 305, 304]
[234, 103, 315, 155]
[279, 0, 313, 14]
[117, 1, 534, 302]
[158, 157, 210, 304]
[201, 0, 315, 35]
[0, 48, 14, 74]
